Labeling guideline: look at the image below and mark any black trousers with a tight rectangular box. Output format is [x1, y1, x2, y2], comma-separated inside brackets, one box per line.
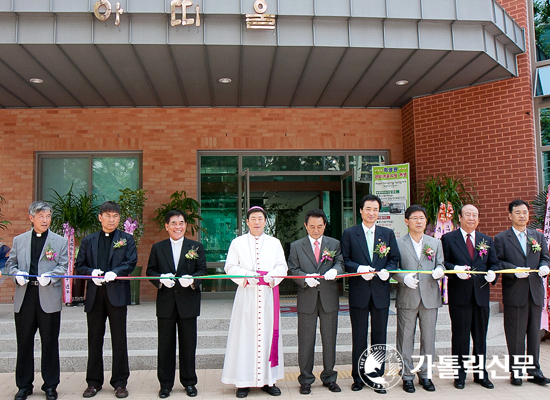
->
[504, 294, 543, 376]
[349, 296, 389, 382]
[448, 293, 489, 381]
[157, 308, 198, 390]
[86, 286, 129, 389]
[14, 285, 61, 391]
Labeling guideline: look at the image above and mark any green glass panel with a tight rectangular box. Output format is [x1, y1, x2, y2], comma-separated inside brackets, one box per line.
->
[535, 1, 550, 61]
[42, 158, 89, 202]
[541, 108, 550, 146]
[92, 157, 139, 204]
[543, 151, 550, 187]
[349, 155, 385, 183]
[242, 155, 345, 172]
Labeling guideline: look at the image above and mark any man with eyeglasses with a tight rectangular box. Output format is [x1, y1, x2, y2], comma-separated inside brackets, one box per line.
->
[394, 205, 444, 393]
[76, 201, 137, 399]
[441, 204, 499, 390]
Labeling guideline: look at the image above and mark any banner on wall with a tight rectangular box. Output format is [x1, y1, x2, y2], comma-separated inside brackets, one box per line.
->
[372, 163, 410, 239]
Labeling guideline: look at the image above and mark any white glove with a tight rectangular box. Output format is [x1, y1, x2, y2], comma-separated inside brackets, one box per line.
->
[539, 265, 550, 277]
[305, 273, 320, 287]
[377, 269, 390, 281]
[454, 265, 470, 280]
[159, 273, 175, 288]
[404, 273, 419, 289]
[37, 272, 51, 286]
[432, 267, 444, 280]
[263, 271, 276, 284]
[104, 271, 117, 282]
[515, 267, 530, 279]
[15, 271, 29, 286]
[324, 269, 338, 281]
[91, 269, 104, 286]
[245, 271, 260, 286]
[485, 270, 496, 283]
[178, 275, 194, 288]
[357, 265, 374, 281]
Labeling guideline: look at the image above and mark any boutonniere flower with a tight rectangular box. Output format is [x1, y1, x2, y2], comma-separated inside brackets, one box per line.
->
[423, 244, 435, 261]
[528, 237, 542, 253]
[113, 238, 127, 249]
[320, 248, 336, 263]
[42, 243, 57, 261]
[374, 241, 390, 258]
[476, 239, 490, 259]
[185, 246, 199, 260]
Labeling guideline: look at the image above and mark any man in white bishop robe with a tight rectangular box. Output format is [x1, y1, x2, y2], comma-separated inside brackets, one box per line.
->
[221, 206, 288, 398]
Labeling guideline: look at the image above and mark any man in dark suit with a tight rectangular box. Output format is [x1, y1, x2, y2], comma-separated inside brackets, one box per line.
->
[341, 194, 400, 394]
[441, 204, 499, 390]
[288, 209, 344, 395]
[146, 210, 207, 398]
[494, 199, 550, 386]
[75, 201, 137, 399]
[6, 201, 68, 400]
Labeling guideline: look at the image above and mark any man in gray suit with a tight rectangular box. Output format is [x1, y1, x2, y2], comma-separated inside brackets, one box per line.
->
[6, 201, 68, 400]
[288, 209, 344, 395]
[393, 205, 445, 393]
[494, 199, 550, 386]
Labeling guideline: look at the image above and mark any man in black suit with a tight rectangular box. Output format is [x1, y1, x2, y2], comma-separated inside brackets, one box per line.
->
[441, 204, 499, 390]
[146, 210, 207, 398]
[494, 199, 550, 386]
[341, 194, 400, 394]
[75, 201, 137, 399]
[288, 209, 344, 395]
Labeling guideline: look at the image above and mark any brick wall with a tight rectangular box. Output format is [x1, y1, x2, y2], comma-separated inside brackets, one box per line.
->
[0, 108, 403, 302]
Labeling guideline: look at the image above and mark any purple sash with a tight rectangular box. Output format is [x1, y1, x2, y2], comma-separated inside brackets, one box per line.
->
[257, 271, 280, 367]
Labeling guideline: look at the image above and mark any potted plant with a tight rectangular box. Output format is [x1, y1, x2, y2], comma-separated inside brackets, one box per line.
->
[0, 194, 11, 238]
[152, 190, 206, 236]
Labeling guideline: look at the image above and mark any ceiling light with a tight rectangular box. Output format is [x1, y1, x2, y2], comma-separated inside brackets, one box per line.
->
[30, 78, 43, 84]
[395, 79, 409, 86]
[218, 77, 232, 84]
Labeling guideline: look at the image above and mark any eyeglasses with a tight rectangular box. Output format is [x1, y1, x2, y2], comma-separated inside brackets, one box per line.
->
[408, 217, 426, 221]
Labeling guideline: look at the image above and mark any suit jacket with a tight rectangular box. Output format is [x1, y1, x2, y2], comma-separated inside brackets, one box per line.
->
[494, 228, 550, 307]
[341, 224, 400, 309]
[7, 229, 68, 313]
[146, 238, 207, 319]
[394, 234, 445, 310]
[441, 229, 500, 307]
[75, 229, 137, 312]
[288, 236, 344, 314]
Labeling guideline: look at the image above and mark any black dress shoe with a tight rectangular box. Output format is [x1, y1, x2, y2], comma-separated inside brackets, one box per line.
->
[374, 388, 387, 394]
[473, 378, 494, 389]
[83, 386, 102, 398]
[322, 382, 341, 392]
[185, 386, 198, 397]
[351, 381, 364, 391]
[45, 388, 58, 400]
[419, 378, 435, 391]
[402, 380, 415, 393]
[510, 373, 522, 386]
[236, 388, 250, 398]
[527, 375, 550, 385]
[261, 385, 281, 396]
[115, 387, 129, 399]
[159, 389, 171, 398]
[299, 383, 311, 395]
[14, 388, 32, 400]
[454, 379, 465, 389]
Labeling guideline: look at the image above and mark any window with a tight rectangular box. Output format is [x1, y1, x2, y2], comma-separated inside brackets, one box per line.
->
[37, 152, 142, 204]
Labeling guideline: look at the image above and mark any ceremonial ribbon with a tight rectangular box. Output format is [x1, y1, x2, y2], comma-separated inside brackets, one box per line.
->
[257, 271, 279, 368]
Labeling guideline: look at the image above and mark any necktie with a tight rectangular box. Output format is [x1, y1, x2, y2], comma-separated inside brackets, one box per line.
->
[466, 233, 475, 260]
[314, 240, 320, 263]
[367, 229, 374, 261]
[519, 232, 527, 255]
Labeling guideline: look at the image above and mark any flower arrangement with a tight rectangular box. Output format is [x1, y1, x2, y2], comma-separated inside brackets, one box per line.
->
[320, 248, 336, 263]
[528, 237, 542, 253]
[423, 244, 435, 261]
[374, 241, 390, 258]
[113, 238, 127, 249]
[476, 239, 490, 259]
[185, 246, 199, 260]
[42, 243, 57, 261]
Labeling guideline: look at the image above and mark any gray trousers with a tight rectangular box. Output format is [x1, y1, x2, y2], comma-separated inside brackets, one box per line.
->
[396, 302, 438, 380]
[297, 296, 338, 384]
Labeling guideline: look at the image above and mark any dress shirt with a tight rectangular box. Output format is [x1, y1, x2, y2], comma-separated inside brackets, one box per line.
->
[410, 235, 424, 260]
[511, 226, 527, 254]
[460, 228, 475, 248]
[170, 237, 184, 269]
[308, 235, 324, 254]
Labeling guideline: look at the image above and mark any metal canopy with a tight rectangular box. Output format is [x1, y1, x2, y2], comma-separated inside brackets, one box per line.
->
[0, 0, 525, 109]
